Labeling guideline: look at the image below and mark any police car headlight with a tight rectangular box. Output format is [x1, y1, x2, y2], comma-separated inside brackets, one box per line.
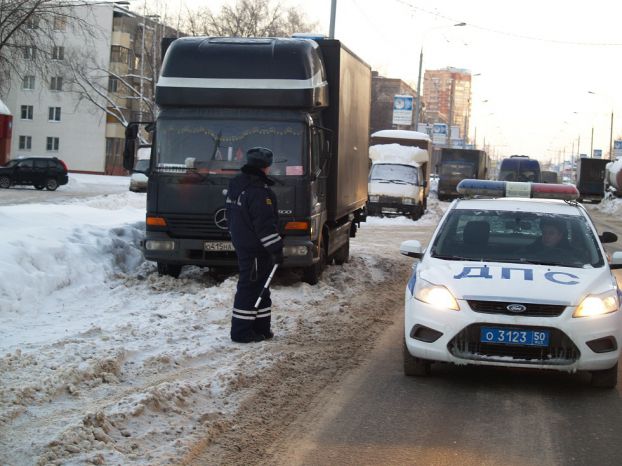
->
[414, 278, 460, 311]
[402, 197, 414, 205]
[369, 195, 380, 203]
[573, 290, 619, 318]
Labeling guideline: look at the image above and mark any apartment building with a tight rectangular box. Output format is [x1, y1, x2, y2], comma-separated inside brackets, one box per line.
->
[422, 67, 472, 141]
[2, 3, 175, 174]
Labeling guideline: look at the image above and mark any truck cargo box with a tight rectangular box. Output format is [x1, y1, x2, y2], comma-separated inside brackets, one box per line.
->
[317, 39, 371, 222]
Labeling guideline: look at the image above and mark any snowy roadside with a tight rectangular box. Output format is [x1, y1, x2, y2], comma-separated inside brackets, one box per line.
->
[0, 178, 444, 465]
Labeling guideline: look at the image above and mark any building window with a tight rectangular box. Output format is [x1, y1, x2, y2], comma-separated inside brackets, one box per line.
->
[110, 45, 129, 65]
[46, 137, 60, 151]
[20, 105, 34, 120]
[52, 46, 64, 60]
[48, 107, 61, 121]
[19, 136, 32, 150]
[108, 77, 118, 92]
[23, 46, 36, 59]
[53, 15, 66, 31]
[22, 75, 35, 90]
[50, 76, 63, 91]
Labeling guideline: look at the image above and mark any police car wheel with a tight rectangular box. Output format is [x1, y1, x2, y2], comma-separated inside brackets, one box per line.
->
[590, 362, 618, 389]
[0, 176, 10, 189]
[157, 262, 182, 278]
[403, 339, 431, 376]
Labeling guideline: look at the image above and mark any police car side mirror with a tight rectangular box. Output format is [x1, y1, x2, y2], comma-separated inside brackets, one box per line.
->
[400, 240, 423, 259]
[610, 251, 622, 269]
[600, 231, 617, 244]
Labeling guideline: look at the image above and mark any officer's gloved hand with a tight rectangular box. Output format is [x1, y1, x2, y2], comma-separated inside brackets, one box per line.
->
[272, 250, 284, 265]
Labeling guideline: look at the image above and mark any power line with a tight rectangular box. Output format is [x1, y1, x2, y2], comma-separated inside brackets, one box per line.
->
[393, 0, 622, 46]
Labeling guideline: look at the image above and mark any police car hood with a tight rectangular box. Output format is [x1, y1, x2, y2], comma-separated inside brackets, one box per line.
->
[420, 259, 615, 306]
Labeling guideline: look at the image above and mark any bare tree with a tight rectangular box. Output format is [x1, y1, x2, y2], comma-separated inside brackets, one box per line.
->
[184, 0, 318, 38]
[0, 0, 99, 94]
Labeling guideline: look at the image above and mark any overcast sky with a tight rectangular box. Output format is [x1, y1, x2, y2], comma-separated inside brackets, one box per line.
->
[134, 0, 622, 163]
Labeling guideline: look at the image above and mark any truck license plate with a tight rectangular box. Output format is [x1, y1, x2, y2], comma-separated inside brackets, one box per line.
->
[480, 327, 549, 347]
[203, 241, 235, 251]
[381, 207, 398, 213]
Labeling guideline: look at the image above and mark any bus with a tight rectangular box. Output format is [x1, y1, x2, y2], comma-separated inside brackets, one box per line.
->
[498, 155, 541, 182]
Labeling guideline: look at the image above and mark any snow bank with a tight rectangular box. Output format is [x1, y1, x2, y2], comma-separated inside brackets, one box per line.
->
[369, 143, 429, 166]
[0, 98, 10, 115]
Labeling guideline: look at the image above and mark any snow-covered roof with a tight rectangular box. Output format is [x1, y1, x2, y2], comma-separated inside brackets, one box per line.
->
[371, 129, 431, 142]
[369, 143, 429, 166]
[0, 98, 11, 115]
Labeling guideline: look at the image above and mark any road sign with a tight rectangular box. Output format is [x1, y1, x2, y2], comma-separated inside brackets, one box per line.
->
[392, 95, 413, 126]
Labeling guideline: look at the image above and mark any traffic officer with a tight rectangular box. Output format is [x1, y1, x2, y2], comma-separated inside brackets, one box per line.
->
[226, 147, 283, 343]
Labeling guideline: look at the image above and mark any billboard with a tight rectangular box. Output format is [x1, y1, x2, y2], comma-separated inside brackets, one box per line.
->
[593, 149, 602, 158]
[432, 123, 448, 145]
[392, 95, 413, 126]
[614, 140, 622, 159]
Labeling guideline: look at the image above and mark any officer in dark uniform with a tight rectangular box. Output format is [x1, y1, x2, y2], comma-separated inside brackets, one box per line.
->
[226, 147, 284, 343]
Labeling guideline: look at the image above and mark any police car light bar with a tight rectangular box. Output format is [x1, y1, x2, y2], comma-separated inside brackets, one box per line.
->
[457, 179, 579, 201]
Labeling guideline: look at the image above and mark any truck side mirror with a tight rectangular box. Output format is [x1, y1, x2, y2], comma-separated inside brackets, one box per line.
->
[123, 123, 139, 171]
[600, 231, 617, 244]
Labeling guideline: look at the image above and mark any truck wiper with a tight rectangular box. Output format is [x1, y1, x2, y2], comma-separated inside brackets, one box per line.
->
[376, 179, 410, 184]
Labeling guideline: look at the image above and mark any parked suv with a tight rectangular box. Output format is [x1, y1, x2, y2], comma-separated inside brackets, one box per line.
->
[0, 157, 69, 191]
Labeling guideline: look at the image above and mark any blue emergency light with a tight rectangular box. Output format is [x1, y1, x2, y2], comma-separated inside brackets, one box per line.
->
[457, 179, 579, 201]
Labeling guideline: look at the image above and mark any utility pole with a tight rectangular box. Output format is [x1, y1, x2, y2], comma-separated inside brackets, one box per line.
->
[590, 127, 594, 158]
[329, 0, 337, 38]
[610, 111, 614, 160]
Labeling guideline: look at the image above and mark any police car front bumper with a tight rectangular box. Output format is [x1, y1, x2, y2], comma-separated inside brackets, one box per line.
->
[404, 291, 622, 372]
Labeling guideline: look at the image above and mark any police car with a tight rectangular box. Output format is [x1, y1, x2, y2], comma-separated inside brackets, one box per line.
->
[400, 180, 622, 388]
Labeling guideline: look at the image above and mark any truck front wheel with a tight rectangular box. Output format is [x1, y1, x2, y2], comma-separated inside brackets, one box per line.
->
[302, 233, 326, 285]
[333, 236, 350, 265]
[157, 262, 182, 278]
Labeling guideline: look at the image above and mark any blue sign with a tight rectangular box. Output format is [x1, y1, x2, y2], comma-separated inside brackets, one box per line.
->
[433, 123, 448, 135]
[392, 95, 413, 125]
[615, 140, 622, 150]
[594, 149, 603, 158]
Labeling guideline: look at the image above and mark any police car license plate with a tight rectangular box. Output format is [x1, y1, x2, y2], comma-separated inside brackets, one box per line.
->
[203, 241, 235, 251]
[480, 327, 549, 347]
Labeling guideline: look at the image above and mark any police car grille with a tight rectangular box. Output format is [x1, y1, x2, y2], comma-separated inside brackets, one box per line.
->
[165, 215, 229, 238]
[448, 324, 580, 365]
[467, 300, 566, 317]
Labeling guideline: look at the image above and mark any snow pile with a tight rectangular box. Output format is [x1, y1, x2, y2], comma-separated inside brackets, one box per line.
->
[369, 143, 428, 166]
[371, 129, 430, 141]
[0, 98, 10, 115]
[0, 175, 448, 465]
[591, 192, 622, 215]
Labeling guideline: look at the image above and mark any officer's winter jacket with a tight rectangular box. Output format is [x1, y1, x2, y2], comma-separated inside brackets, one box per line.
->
[226, 165, 283, 255]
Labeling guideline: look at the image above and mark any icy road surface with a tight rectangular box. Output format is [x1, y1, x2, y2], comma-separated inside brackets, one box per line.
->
[0, 174, 445, 465]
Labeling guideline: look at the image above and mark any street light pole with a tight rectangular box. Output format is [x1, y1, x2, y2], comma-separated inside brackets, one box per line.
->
[413, 22, 466, 131]
[329, 0, 337, 39]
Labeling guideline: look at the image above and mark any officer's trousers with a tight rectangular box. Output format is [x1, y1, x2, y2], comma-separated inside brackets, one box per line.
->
[231, 250, 272, 342]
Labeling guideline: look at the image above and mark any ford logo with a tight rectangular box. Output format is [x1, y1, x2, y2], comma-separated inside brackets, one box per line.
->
[507, 304, 527, 313]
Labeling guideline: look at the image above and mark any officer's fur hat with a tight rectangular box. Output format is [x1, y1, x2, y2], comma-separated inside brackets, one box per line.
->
[246, 147, 273, 168]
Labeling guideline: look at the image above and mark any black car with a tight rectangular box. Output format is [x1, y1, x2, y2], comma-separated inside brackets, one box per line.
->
[0, 157, 69, 191]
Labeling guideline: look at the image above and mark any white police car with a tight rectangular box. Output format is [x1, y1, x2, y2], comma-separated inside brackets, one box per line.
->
[400, 180, 622, 388]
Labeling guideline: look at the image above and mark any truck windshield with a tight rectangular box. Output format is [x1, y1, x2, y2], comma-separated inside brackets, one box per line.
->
[369, 164, 418, 184]
[441, 161, 475, 178]
[155, 110, 305, 176]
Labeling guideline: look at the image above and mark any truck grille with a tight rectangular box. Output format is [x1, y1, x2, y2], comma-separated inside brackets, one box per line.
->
[448, 324, 580, 365]
[165, 214, 230, 239]
[467, 300, 566, 317]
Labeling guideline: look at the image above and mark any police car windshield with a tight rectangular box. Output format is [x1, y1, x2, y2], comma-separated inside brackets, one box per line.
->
[370, 164, 418, 184]
[430, 209, 604, 268]
[155, 108, 304, 176]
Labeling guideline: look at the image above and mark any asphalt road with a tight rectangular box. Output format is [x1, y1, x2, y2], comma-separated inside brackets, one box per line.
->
[268, 205, 622, 466]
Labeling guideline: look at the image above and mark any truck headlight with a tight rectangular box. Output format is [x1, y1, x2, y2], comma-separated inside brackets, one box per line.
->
[573, 290, 619, 318]
[283, 245, 308, 256]
[414, 278, 460, 311]
[369, 195, 380, 203]
[402, 197, 415, 205]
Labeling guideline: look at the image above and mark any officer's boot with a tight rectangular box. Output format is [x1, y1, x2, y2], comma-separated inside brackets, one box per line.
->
[231, 309, 265, 343]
